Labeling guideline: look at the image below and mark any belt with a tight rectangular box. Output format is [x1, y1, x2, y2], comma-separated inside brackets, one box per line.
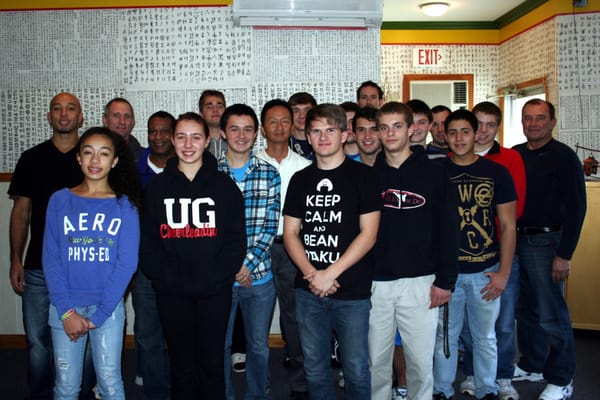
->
[517, 226, 561, 235]
[274, 235, 284, 244]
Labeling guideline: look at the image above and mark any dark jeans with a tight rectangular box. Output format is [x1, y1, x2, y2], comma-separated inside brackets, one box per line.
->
[271, 242, 307, 392]
[516, 231, 575, 386]
[157, 288, 232, 400]
[23, 269, 96, 400]
[132, 270, 171, 399]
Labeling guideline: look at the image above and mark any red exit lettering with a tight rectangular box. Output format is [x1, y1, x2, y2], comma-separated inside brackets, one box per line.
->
[418, 49, 442, 65]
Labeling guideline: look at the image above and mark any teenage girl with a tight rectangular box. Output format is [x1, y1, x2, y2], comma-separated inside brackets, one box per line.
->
[43, 127, 141, 400]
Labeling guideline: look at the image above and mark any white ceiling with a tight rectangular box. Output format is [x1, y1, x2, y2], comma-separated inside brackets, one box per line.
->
[383, 0, 527, 22]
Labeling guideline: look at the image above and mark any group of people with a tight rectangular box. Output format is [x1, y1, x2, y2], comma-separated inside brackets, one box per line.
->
[8, 80, 585, 400]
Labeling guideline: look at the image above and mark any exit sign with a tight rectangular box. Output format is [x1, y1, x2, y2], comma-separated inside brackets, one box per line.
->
[413, 48, 445, 67]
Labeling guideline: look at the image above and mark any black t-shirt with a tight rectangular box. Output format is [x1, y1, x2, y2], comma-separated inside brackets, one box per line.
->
[8, 140, 83, 269]
[443, 157, 516, 273]
[283, 158, 382, 300]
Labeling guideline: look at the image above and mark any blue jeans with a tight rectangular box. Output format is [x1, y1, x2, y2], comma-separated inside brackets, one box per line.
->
[433, 265, 500, 399]
[49, 300, 126, 400]
[23, 269, 54, 400]
[461, 256, 520, 379]
[224, 279, 276, 400]
[132, 270, 171, 399]
[515, 231, 575, 386]
[295, 288, 371, 400]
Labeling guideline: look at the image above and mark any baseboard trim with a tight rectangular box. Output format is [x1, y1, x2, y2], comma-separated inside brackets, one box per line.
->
[0, 334, 285, 349]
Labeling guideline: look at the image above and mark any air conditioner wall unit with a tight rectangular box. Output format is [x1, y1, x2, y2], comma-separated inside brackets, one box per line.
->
[232, 0, 383, 28]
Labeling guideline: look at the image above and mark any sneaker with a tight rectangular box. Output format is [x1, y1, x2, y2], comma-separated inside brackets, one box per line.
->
[538, 381, 573, 400]
[432, 394, 453, 400]
[513, 365, 544, 382]
[497, 379, 519, 400]
[479, 394, 499, 400]
[134, 375, 144, 386]
[392, 386, 407, 400]
[231, 352, 246, 373]
[460, 376, 476, 396]
[337, 370, 344, 388]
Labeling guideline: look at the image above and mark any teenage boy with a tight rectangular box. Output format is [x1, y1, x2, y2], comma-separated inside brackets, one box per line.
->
[199, 89, 227, 157]
[283, 104, 382, 399]
[340, 101, 361, 162]
[140, 112, 246, 399]
[217, 104, 281, 400]
[406, 99, 433, 150]
[459, 102, 526, 400]
[288, 92, 317, 159]
[369, 102, 459, 400]
[427, 105, 451, 159]
[256, 99, 311, 399]
[433, 110, 517, 400]
[353, 106, 381, 166]
[357, 81, 384, 108]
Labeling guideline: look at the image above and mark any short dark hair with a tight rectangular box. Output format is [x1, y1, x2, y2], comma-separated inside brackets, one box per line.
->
[445, 109, 478, 133]
[220, 104, 258, 133]
[406, 99, 433, 123]
[198, 90, 226, 110]
[356, 81, 383, 102]
[306, 104, 347, 133]
[352, 106, 378, 132]
[261, 99, 293, 126]
[431, 105, 452, 115]
[288, 92, 317, 107]
[472, 101, 502, 124]
[175, 112, 209, 138]
[148, 111, 175, 131]
[522, 98, 555, 121]
[339, 101, 360, 114]
[376, 102, 414, 127]
[104, 97, 135, 119]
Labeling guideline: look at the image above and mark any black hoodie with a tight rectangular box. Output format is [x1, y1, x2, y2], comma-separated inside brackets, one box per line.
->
[373, 149, 459, 290]
[140, 152, 246, 297]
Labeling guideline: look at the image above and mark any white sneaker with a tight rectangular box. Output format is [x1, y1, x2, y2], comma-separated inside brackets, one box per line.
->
[392, 386, 407, 400]
[231, 352, 246, 373]
[497, 379, 519, 400]
[459, 375, 476, 396]
[538, 381, 573, 400]
[513, 365, 544, 382]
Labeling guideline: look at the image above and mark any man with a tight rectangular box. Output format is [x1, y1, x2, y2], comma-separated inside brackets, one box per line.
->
[102, 97, 143, 161]
[357, 80, 384, 108]
[133, 111, 175, 399]
[406, 99, 433, 150]
[427, 105, 451, 159]
[513, 99, 586, 400]
[218, 104, 281, 400]
[256, 99, 311, 399]
[8, 92, 94, 399]
[199, 89, 227, 157]
[283, 104, 382, 399]
[353, 106, 381, 166]
[459, 101, 526, 400]
[433, 110, 517, 400]
[288, 92, 317, 160]
[369, 102, 458, 400]
[340, 101, 361, 162]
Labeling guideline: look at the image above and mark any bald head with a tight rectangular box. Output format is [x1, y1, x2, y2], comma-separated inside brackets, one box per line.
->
[47, 92, 83, 136]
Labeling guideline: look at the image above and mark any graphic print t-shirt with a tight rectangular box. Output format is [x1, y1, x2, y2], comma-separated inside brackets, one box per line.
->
[283, 158, 381, 300]
[443, 157, 516, 274]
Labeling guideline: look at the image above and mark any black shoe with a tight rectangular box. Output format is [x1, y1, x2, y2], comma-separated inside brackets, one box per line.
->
[433, 394, 453, 400]
[290, 390, 309, 399]
[479, 394, 499, 400]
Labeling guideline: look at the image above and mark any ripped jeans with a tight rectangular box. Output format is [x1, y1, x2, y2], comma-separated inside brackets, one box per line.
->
[49, 300, 125, 400]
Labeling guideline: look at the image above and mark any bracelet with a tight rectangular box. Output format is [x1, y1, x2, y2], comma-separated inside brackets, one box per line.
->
[60, 309, 75, 321]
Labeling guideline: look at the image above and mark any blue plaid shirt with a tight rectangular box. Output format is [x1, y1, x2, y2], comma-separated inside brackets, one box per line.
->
[218, 152, 281, 283]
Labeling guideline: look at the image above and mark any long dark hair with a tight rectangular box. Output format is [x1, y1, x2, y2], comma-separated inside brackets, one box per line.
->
[78, 127, 142, 210]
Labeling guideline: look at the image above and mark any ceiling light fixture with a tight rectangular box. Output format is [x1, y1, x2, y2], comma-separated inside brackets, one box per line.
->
[419, 2, 450, 17]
